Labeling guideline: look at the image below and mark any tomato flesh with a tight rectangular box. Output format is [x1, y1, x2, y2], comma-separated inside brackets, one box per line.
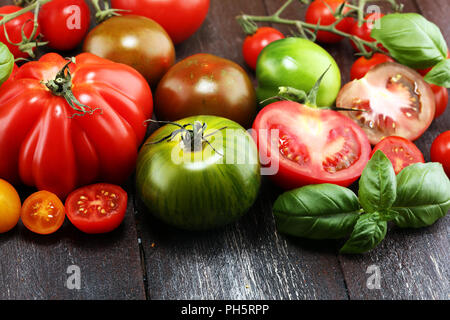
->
[21, 191, 65, 235]
[65, 183, 127, 234]
[371, 136, 424, 174]
[253, 101, 371, 189]
[337, 62, 435, 145]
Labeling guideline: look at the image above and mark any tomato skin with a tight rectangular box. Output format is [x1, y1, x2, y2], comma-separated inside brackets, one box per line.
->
[305, 0, 354, 43]
[111, 0, 210, 44]
[0, 5, 40, 59]
[136, 116, 261, 231]
[65, 183, 127, 234]
[350, 13, 384, 52]
[21, 191, 65, 235]
[371, 136, 424, 174]
[430, 84, 448, 119]
[256, 37, 341, 107]
[337, 62, 435, 145]
[350, 53, 394, 80]
[39, 0, 91, 51]
[0, 53, 153, 199]
[430, 131, 450, 177]
[83, 15, 175, 87]
[242, 27, 284, 70]
[0, 179, 21, 233]
[252, 101, 372, 189]
[155, 53, 256, 128]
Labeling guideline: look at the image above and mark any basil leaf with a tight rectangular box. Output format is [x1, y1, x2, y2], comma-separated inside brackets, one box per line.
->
[424, 59, 450, 88]
[358, 150, 397, 214]
[340, 213, 387, 254]
[273, 184, 361, 239]
[392, 163, 450, 228]
[371, 13, 448, 69]
[0, 42, 14, 86]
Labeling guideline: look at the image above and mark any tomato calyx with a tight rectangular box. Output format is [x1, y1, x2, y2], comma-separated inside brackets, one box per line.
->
[90, 0, 130, 24]
[44, 58, 102, 118]
[145, 119, 227, 155]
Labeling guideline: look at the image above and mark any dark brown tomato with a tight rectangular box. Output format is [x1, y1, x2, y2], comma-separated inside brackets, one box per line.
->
[337, 62, 435, 145]
[155, 53, 257, 128]
[82, 15, 175, 87]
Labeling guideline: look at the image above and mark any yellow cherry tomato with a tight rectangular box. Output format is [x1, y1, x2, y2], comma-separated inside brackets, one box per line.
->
[0, 179, 21, 233]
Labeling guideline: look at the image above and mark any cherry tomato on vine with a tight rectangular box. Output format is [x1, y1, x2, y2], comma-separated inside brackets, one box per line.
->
[65, 183, 127, 234]
[111, 0, 210, 44]
[371, 136, 424, 174]
[337, 62, 435, 145]
[430, 131, 450, 177]
[242, 27, 284, 70]
[305, 0, 354, 43]
[430, 84, 448, 119]
[0, 179, 21, 234]
[350, 53, 394, 80]
[0, 5, 40, 59]
[39, 0, 91, 51]
[350, 12, 384, 52]
[21, 191, 65, 235]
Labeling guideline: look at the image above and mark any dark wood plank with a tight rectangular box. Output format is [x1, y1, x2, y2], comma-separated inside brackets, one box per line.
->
[137, 0, 349, 300]
[0, 0, 146, 300]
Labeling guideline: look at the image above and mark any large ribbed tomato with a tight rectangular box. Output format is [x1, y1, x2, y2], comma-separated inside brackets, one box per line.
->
[0, 53, 153, 198]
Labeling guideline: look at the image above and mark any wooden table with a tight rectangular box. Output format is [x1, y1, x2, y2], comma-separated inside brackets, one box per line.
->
[0, 0, 448, 300]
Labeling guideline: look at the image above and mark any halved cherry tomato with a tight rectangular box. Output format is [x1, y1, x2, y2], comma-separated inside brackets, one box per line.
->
[371, 136, 424, 174]
[350, 12, 384, 52]
[242, 27, 284, 70]
[252, 101, 371, 189]
[350, 53, 394, 80]
[305, 0, 354, 43]
[337, 62, 435, 145]
[430, 84, 448, 119]
[65, 183, 127, 234]
[21, 191, 65, 235]
[430, 131, 450, 177]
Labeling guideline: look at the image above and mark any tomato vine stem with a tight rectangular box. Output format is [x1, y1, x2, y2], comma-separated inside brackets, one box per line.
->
[90, 0, 130, 24]
[236, 0, 403, 59]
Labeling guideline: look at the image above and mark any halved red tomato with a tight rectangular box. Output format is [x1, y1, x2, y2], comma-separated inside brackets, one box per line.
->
[371, 136, 424, 174]
[252, 101, 371, 189]
[65, 183, 127, 234]
[337, 62, 435, 145]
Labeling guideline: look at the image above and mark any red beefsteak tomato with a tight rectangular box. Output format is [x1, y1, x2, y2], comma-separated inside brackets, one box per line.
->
[0, 53, 153, 198]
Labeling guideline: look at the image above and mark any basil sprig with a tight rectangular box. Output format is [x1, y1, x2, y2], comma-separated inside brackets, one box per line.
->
[371, 13, 449, 88]
[273, 150, 450, 254]
[0, 42, 14, 86]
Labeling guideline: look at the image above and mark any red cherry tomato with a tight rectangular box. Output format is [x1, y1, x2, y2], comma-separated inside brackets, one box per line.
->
[337, 62, 435, 145]
[430, 131, 450, 177]
[371, 136, 424, 174]
[0, 5, 40, 59]
[252, 100, 371, 189]
[242, 27, 284, 70]
[39, 0, 91, 51]
[305, 0, 354, 43]
[110, 0, 210, 44]
[350, 12, 384, 52]
[429, 84, 448, 119]
[65, 183, 128, 234]
[350, 53, 394, 80]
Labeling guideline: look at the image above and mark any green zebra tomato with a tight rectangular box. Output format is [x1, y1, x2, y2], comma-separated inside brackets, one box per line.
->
[136, 115, 261, 230]
[256, 37, 341, 107]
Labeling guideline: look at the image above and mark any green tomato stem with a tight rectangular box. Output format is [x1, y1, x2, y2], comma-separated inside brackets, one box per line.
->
[0, 0, 52, 26]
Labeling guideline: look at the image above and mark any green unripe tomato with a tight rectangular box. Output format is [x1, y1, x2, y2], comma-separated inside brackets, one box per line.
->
[256, 37, 341, 107]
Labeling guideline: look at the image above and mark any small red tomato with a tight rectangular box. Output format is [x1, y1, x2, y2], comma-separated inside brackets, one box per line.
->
[39, 0, 91, 51]
[430, 131, 450, 177]
[371, 136, 424, 174]
[0, 5, 40, 59]
[21, 191, 66, 235]
[305, 0, 354, 43]
[429, 84, 448, 119]
[350, 53, 394, 80]
[350, 12, 384, 52]
[65, 183, 128, 234]
[242, 27, 284, 70]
